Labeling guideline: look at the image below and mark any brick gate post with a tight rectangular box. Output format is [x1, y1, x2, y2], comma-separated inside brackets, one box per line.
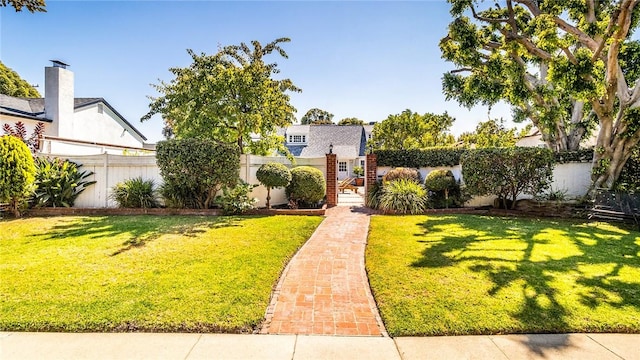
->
[365, 153, 377, 203]
[326, 153, 338, 207]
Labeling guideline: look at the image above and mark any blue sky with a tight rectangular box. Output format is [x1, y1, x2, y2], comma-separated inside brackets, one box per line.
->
[1, 0, 512, 143]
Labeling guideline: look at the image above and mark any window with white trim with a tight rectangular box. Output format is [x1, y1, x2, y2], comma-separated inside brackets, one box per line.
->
[338, 161, 347, 172]
[360, 160, 365, 167]
[288, 135, 306, 143]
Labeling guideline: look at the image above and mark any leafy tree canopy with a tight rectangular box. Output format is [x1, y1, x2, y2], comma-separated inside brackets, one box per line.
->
[457, 118, 518, 148]
[0, 61, 40, 98]
[300, 108, 334, 125]
[370, 109, 455, 150]
[142, 38, 300, 155]
[442, 0, 640, 190]
[0, 0, 45, 12]
[337, 117, 365, 126]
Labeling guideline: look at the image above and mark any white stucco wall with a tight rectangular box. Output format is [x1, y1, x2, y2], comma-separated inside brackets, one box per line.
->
[68, 105, 144, 148]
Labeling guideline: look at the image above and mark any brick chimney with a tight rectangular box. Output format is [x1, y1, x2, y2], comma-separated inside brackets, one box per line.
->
[45, 60, 74, 137]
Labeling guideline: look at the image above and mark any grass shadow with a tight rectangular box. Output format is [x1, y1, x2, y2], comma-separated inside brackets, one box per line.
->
[411, 215, 640, 332]
[36, 215, 250, 256]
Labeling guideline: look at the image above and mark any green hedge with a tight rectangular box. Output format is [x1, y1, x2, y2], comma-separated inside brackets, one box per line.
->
[375, 148, 466, 167]
[375, 148, 594, 167]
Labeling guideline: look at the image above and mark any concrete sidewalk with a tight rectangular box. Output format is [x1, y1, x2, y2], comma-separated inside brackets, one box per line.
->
[2, 332, 638, 359]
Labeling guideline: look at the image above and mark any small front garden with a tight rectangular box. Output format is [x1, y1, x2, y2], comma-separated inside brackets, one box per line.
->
[0, 215, 323, 332]
[366, 214, 640, 336]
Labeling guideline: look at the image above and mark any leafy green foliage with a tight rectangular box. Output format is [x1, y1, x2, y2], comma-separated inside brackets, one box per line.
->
[442, 0, 640, 189]
[461, 148, 555, 209]
[370, 109, 455, 150]
[143, 38, 300, 155]
[379, 179, 428, 215]
[440, 1, 597, 152]
[256, 162, 291, 209]
[286, 166, 325, 207]
[337, 117, 365, 126]
[300, 108, 334, 125]
[375, 148, 466, 167]
[0, 61, 41, 97]
[0, 0, 45, 12]
[0, 135, 35, 217]
[615, 146, 640, 191]
[156, 139, 240, 209]
[555, 149, 594, 163]
[352, 165, 364, 178]
[110, 177, 158, 208]
[32, 157, 96, 208]
[382, 167, 421, 183]
[216, 181, 257, 215]
[457, 119, 517, 148]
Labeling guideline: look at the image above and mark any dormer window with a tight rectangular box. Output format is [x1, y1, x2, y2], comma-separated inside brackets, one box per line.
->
[289, 134, 306, 143]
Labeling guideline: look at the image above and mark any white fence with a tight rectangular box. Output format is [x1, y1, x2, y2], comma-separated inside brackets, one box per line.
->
[45, 152, 593, 209]
[377, 162, 593, 206]
[45, 153, 325, 208]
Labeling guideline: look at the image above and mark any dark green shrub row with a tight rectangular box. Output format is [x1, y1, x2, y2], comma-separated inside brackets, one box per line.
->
[375, 148, 466, 167]
[376, 147, 594, 167]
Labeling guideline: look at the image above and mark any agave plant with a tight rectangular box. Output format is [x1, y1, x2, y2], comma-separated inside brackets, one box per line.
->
[32, 157, 96, 207]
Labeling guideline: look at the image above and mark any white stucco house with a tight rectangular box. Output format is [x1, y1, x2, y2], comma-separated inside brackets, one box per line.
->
[516, 127, 597, 148]
[0, 61, 151, 155]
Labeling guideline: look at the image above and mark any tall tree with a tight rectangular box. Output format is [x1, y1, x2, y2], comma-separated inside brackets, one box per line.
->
[457, 118, 518, 148]
[370, 109, 455, 150]
[442, 0, 640, 190]
[142, 38, 300, 155]
[300, 108, 334, 125]
[337, 117, 365, 126]
[0, 0, 45, 12]
[0, 61, 41, 98]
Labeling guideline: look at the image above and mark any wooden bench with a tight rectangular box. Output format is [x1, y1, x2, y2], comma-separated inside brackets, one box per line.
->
[338, 177, 358, 194]
[589, 189, 639, 229]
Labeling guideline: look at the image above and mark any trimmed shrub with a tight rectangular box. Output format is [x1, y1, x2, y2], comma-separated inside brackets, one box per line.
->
[375, 148, 466, 168]
[156, 139, 240, 209]
[461, 147, 555, 209]
[32, 157, 96, 208]
[379, 179, 428, 214]
[0, 135, 35, 217]
[424, 169, 458, 208]
[383, 167, 421, 183]
[110, 177, 159, 208]
[256, 162, 291, 209]
[286, 166, 326, 207]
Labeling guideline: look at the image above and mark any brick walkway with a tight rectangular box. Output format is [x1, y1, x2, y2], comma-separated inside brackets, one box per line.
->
[261, 205, 386, 336]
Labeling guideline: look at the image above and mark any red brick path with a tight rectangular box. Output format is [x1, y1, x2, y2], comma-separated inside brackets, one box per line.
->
[261, 206, 386, 336]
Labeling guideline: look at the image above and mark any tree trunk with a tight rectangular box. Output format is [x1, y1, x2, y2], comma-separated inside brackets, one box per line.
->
[266, 187, 271, 209]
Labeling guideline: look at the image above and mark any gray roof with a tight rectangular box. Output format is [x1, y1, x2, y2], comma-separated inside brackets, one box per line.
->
[0, 95, 146, 141]
[282, 125, 367, 158]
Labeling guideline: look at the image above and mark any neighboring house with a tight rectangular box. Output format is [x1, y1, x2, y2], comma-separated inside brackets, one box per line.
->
[0, 61, 151, 155]
[280, 125, 367, 180]
[516, 127, 597, 148]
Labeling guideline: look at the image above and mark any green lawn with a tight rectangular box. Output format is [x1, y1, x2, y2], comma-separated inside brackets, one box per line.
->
[367, 214, 640, 336]
[0, 215, 323, 332]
